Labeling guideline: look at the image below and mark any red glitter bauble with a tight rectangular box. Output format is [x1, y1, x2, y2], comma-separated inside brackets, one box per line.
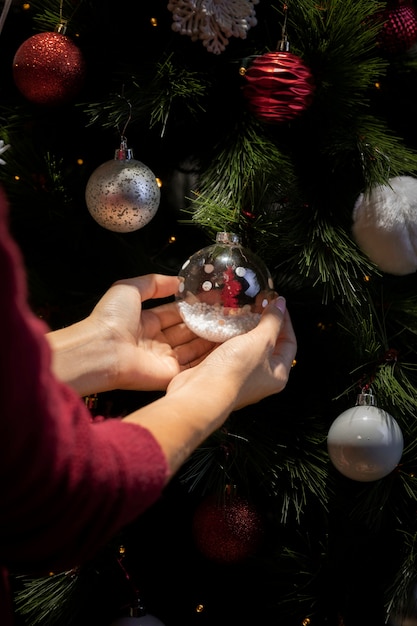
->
[13, 32, 86, 106]
[242, 51, 315, 124]
[377, 0, 417, 55]
[192, 494, 263, 564]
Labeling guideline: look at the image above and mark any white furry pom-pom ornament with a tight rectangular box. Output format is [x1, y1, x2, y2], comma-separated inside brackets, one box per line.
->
[352, 176, 417, 275]
[85, 140, 160, 233]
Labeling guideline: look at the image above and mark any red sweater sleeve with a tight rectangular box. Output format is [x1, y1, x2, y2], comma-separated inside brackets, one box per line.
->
[0, 187, 169, 573]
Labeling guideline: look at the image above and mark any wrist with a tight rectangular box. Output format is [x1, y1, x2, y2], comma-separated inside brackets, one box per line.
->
[124, 373, 236, 477]
[167, 364, 238, 418]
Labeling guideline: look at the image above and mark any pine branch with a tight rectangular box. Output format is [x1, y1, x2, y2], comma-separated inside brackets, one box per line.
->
[189, 114, 297, 238]
[83, 54, 209, 137]
[14, 571, 80, 626]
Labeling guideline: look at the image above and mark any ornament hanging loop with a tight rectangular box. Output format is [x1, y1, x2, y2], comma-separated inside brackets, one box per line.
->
[115, 93, 133, 161]
[55, 0, 68, 34]
[277, 2, 290, 51]
[54, 0, 81, 34]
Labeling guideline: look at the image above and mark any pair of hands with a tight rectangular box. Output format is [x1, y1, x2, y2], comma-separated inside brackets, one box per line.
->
[54, 273, 297, 410]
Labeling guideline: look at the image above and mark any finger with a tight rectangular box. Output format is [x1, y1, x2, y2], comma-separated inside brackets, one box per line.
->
[149, 301, 184, 330]
[254, 297, 297, 365]
[147, 304, 199, 346]
[271, 312, 298, 373]
[174, 336, 217, 367]
[114, 274, 180, 303]
[251, 296, 286, 341]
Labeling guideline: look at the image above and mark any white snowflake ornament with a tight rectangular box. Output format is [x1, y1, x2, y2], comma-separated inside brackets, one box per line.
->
[0, 139, 10, 165]
[167, 0, 259, 54]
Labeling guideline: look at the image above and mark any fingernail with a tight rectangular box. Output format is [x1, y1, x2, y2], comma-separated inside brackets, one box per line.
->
[275, 296, 286, 314]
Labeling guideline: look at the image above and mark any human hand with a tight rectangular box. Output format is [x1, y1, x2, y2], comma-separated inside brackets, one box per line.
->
[166, 296, 297, 411]
[87, 274, 216, 391]
[47, 274, 216, 395]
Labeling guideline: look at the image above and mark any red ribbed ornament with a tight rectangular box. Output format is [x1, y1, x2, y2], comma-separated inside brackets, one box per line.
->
[13, 32, 86, 106]
[242, 51, 315, 124]
[377, 0, 417, 55]
[192, 494, 264, 564]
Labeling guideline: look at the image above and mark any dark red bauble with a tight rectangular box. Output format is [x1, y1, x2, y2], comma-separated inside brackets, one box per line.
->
[242, 51, 315, 124]
[13, 32, 86, 106]
[377, 0, 417, 55]
[192, 495, 264, 564]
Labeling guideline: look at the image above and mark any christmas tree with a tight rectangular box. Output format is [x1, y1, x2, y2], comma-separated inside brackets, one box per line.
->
[3, 0, 417, 624]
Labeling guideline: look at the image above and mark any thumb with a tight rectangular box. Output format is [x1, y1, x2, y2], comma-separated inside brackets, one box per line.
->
[272, 296, 286, 316]
[251, 295, 286, 338]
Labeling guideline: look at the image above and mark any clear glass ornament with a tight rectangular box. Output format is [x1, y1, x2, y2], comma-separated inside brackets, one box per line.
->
[176, 232, 275, 342]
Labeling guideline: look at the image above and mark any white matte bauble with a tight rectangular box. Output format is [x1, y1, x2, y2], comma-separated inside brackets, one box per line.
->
[109, 614, 165, 625]
[176, 232, 275, 342]
[352, 176, 417, 275]
[327, 391, 403, 482]
[86, 144, 160, 233]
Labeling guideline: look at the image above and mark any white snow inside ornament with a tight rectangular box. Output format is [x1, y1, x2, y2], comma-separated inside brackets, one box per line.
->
[85, 140, 160, 233]
[176, 231, 275, 342]
[167, 0, 259, 54]
[352, 176, 417, 275]
[327, 388, 404, 482]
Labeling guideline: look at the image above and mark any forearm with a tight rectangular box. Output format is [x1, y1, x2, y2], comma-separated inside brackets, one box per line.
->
[46, 320, 117, 396]
[123, 372, 235, 478]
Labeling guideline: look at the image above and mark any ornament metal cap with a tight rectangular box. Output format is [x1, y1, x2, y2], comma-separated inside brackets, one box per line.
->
[115, 139, 133, 161]
[356, 387, 377, 407]
[54, 21, 68, 35]
[216, 232, 240, 244]
[277, 38, 290, 52]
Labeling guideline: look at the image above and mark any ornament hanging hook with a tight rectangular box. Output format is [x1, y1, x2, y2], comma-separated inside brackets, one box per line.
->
[55, 0, 82, 33]
[116, 88, 132, 147]
[116, 85, 133, 160]
[55, 0, 68, 34]
[277, 3, 290, 51]
[115, 89, 133, 160]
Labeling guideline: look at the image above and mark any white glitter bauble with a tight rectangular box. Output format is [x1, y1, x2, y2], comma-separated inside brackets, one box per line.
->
[327, 389, 403, 482]
[85, 144, 160, 233]
[176, 232, 275, 342]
